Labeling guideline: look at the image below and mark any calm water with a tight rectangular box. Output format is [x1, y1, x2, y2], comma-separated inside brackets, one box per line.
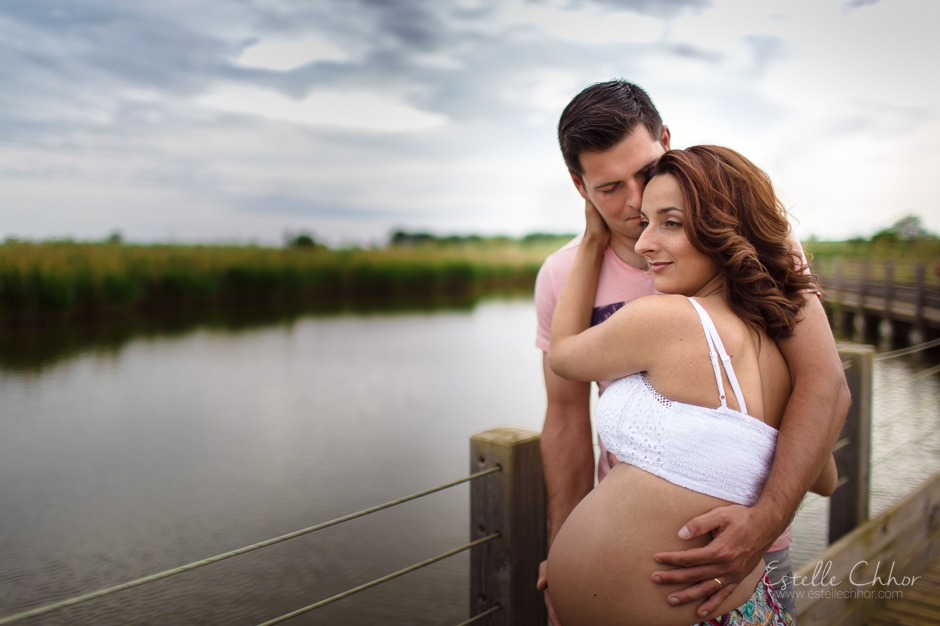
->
[0, 300, 937, 625]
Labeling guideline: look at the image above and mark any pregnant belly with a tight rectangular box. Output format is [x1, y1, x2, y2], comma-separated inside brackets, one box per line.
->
[546, 463, 765, 626]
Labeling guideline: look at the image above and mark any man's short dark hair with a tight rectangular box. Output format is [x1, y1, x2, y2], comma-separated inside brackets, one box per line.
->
[558, 80, 664, 177]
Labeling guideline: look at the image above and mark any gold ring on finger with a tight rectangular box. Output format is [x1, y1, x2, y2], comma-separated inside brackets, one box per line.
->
[714, 578, 723, 590]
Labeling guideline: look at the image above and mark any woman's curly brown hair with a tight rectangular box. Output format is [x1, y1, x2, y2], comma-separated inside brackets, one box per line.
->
[650, 145, 817, 340]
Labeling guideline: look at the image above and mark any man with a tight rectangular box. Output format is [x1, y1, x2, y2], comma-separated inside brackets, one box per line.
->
[534, 81, 850, 623]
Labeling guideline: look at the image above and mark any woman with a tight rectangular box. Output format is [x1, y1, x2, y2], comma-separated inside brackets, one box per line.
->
[546, 145, 837, 626]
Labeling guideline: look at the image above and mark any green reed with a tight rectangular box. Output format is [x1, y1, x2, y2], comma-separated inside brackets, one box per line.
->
[805, 238, 940, 262]
[0, 238, 569, 320]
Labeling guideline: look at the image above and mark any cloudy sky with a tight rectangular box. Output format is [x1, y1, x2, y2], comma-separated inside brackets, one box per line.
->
[2, 0, 938, 245]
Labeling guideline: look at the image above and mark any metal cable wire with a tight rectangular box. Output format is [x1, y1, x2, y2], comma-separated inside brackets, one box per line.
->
[874, 363, 940, 393]
[453, 604, 502, 626]
[256, 533, 500, 626]
[875, 337, 940, 361]
[0, 466, 501, 626]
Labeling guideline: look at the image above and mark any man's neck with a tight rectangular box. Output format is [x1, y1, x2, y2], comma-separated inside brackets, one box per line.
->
[608, 235, 648, 270]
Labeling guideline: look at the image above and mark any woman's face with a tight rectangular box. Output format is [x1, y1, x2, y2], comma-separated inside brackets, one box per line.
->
[636, 174, 722, 297]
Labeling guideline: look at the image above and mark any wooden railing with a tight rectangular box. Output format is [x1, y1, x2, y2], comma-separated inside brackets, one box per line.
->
[813, 259, 940, 341]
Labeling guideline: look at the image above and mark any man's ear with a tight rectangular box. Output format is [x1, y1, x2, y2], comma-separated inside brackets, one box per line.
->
[569, 171, 590, 200]
[661, 126, 672, 151]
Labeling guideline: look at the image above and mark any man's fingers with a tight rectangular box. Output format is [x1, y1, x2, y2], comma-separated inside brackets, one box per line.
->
[662, 579, 716, 608]
[678, 506, 733, 540]
[652, 564, 729, 586]
[664, 578, 738, 611]
[653, 545, 722, 568]
[693, 583, 738, 618]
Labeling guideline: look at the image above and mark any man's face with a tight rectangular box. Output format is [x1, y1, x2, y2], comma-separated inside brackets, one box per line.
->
[571, 125, 670, 244]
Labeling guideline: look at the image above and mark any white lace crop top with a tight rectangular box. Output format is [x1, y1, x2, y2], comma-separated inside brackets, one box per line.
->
[595, 298, 778, 506]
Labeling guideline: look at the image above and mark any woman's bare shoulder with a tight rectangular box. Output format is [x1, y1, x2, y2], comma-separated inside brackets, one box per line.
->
[609, 294, 704, 345]
[616, 293, 699, 324]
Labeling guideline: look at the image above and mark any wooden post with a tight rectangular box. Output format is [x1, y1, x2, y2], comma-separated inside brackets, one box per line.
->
[855, 261, 868, 333]
[882, 261, 894, 318]
[880, 261, 894, 339]
[913, 262, 926, 342]
[833, 258, 843, 303]
[829, 344, 874, 544]
[470, 427, 546, 626]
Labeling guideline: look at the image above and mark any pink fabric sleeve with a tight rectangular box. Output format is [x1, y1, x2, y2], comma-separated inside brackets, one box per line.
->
[534, 260, 558, 352]
[768, 525, 792, 552]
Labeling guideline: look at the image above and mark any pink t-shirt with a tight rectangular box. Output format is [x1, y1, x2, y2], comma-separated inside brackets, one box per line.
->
[535, 234, 802, 552]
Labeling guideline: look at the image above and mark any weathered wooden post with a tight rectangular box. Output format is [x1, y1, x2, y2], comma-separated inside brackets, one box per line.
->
[829, 343, 874, 544]
[880, 261, 894, 339]
[913, 262, 926, 343]
[832, 258, 850, 334]
[854, 261, 868, 337]
[470, 427, 547, 626]
[833, 257, 843, 302]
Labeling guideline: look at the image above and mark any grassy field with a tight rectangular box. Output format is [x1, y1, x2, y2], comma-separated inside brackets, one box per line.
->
[3, 234, 937, 324]
[805, 238, 940, 262]
[0, 236, 574, 322]
[805, 238, 940, 285]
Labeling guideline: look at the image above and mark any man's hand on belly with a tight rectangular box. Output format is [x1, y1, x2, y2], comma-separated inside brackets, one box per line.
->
[648, 504, 772, 618]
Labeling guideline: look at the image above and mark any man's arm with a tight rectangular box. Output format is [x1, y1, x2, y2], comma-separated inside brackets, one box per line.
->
[541, 352, 594, 545]
[651, 295, 851, 617]
[536, 352, 594, 626]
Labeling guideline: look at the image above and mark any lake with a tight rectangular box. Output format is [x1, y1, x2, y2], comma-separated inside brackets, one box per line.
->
[0, 299, 938, 625]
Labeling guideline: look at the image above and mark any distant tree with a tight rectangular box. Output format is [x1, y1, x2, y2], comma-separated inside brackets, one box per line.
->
[288, 233, 318, 249]
[871, 228, 900, 245]
[390, 230, 436, 246]
[890, 215, 930, 241]
[522, 232, 577, 244]
[106, 231, 123, 245]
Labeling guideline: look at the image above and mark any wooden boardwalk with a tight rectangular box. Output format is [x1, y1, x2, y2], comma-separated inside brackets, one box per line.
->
[795, 468, 940, 626]
[813, 259, 940, 340]
[866, 556, 940, 626]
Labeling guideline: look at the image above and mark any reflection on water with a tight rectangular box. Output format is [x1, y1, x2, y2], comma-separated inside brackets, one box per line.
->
[0, 299, 545, 625]
[0, 296, 486, 374]
[0, 301, 937, 623]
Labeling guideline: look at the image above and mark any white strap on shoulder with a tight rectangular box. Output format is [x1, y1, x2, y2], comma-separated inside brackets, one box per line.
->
[687, 298, 749, 415]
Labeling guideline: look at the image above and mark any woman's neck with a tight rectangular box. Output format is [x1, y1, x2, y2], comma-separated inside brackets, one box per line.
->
[691, 274, 724, 299]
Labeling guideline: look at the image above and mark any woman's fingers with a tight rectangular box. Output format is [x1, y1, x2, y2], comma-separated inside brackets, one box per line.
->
[537, 559, 548, 590]
[537, 560, 563, 626]
[583, 199, 611, 246]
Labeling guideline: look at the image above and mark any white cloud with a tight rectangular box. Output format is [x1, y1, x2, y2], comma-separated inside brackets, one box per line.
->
[503, 4, 664, 44]
[234, 39, 348, 71]
[500, 69, 582, 125]
[196, 86, 448, 132]
[4, 0, 940, 242]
